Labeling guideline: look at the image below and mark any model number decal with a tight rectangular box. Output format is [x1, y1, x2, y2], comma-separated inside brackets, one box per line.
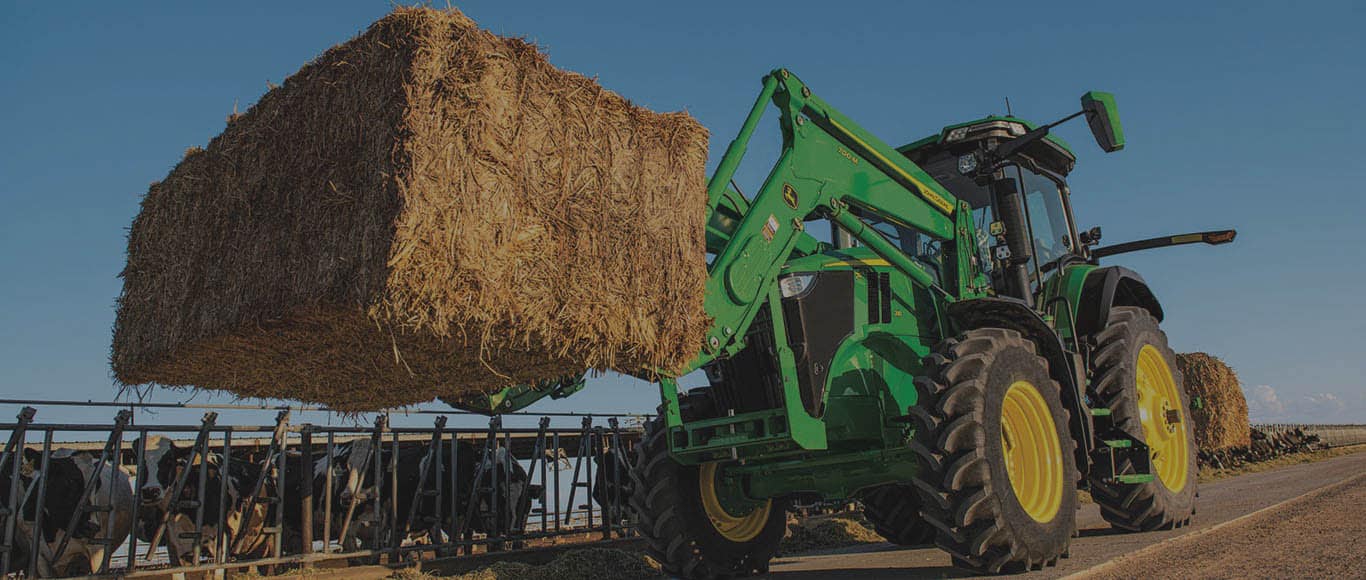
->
[838, 147, 859, 165]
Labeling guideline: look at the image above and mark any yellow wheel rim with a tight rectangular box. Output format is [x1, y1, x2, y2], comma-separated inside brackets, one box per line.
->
[1000, 380, 1065, 523]
[698, 463, 772, 542]
[1135, 345, 1190, 492]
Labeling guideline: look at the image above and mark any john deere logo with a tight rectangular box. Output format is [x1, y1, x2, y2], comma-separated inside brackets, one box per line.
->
[782, 183, 800, 209]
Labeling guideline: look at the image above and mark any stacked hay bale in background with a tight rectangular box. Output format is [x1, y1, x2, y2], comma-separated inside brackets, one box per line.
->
[112, 7, 710, 411]
[1176, 352, 1251, 450]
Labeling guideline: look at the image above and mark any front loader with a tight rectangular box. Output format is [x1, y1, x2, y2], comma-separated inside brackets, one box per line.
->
[451, 69, 1235, 577]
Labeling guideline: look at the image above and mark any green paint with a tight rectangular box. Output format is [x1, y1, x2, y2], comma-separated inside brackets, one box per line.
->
[473, 71, 1163, 500]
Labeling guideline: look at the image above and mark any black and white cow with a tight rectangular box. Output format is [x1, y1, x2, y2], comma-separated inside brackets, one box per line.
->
[0, 454, 38, 573]
[321, 438, 541, 549]
[11, 448, 134, 577]
[134, 435, 274, 565]
[592, 448, 635, 520]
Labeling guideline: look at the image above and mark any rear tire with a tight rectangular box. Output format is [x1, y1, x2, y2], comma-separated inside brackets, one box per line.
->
[911, 328, 1079, 574]
[1088, 307, 1197, 531]
[630, 418, 788, 579]
[859, 484, 936, 546]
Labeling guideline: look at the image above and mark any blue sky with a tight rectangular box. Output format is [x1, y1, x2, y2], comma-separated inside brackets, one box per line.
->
[2, 1, 1363, 429]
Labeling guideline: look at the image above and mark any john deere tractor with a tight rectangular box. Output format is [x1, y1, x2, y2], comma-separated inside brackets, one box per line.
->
[453, 69, 1235, 577]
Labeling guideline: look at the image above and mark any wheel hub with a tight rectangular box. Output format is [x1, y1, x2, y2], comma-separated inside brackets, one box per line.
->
[999, 380, 1064, 523]
[1135, 345, 1190, 492]
[698, 463, 772, 542]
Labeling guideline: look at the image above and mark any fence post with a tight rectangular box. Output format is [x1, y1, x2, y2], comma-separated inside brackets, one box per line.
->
[27, 430, 53, 578]
[218, 427, 233, 563]
[0, 406, 36, 576]
[127, 427, 147, 571]
[323, 431, 334, 554]
[300, 425, 314, 555]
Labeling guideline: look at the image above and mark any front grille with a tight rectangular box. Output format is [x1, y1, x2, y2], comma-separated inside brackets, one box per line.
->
[702, 309, 784, 416]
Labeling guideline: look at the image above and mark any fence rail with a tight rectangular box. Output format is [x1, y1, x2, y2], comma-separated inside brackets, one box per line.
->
[0, 404, 643, 578]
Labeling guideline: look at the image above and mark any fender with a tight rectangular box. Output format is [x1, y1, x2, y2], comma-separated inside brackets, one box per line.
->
[1074, 266, 1163, 337]
[947, 297, 1094, 470]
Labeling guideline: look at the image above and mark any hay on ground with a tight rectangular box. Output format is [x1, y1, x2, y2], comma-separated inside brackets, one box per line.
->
[780, 516, 883, 554]
[112, 7, 710, 411]
[454, 548, 660, 580]
[1176, 352, 1251, 450]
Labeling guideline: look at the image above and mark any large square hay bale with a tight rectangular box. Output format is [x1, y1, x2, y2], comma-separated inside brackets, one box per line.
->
[1176, 352, 1251, 451]
[112, 7, 710, 411]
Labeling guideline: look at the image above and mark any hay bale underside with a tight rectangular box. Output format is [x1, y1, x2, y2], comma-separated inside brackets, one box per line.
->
[1177, 352, 1251, 450]
[113, 8, 709, 411]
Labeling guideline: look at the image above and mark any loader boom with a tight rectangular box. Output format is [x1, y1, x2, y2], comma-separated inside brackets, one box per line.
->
[690, 69, 972, 371]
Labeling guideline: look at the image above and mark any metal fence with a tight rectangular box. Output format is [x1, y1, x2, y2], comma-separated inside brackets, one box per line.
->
[1254, 424, 1366, 448]
[0, 404, 644, 578]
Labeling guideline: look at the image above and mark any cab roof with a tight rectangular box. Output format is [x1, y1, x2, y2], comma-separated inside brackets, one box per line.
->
[897, 115, 1077, 174]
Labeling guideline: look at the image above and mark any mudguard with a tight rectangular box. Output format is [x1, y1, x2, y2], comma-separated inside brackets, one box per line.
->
[947, 297, 1093, 469]
[1075, 266, 1163, 338]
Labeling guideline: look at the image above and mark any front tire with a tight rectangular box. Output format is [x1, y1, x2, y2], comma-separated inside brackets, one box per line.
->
[1088, 306, 1197, 531]
[860, 484, 936, 546]
[912, 328, 1079, 574]
[630, 418, 788, 579]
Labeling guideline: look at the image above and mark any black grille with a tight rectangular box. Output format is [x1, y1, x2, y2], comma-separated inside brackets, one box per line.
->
[783, 271, 855, 417]
[702, 309, 785, 416]
[866, 271, 892, 324]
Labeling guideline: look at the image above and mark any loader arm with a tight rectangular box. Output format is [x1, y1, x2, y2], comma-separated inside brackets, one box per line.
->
[686, 68, 974, 374]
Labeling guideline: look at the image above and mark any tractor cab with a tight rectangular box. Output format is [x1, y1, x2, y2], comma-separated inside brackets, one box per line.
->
[897, 116, 1086, 302]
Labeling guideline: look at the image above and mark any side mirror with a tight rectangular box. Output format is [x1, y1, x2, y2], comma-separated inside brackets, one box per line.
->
[1081, 91, 1125, 153]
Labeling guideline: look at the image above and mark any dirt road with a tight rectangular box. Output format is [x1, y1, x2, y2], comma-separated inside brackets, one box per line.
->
[767, 449, 1366, 579]
[1075, 471, 1365, 579]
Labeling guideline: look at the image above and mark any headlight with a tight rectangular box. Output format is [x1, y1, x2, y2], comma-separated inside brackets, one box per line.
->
[779, 273, 816, 298]
[945, 126, 970, 142]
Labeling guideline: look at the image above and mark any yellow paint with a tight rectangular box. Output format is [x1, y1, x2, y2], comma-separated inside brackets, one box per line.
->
[828, 118, 955, 215]
[824, 258, 891, 268]
[1000, 380, 1065, 523]
[698, 463, 772, 542]
[1135, 345, 1190, 492]
[1171, 234, 1202, 244]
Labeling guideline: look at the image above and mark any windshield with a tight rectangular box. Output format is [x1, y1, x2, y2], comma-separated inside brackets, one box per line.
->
[914, 154, 1075, 283]
[1014, 166, 1075, 272]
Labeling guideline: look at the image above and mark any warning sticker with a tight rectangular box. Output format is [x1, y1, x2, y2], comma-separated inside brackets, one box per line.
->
[762, 214, 780, 242]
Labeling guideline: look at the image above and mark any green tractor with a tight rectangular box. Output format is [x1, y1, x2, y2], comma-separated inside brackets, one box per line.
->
[454, 69, 1235, 577]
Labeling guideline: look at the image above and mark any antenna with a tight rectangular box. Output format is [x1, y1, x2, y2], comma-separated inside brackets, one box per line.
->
[1005, 96, 1014, 116]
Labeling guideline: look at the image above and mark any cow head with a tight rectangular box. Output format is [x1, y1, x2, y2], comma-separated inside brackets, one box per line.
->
[334, 438, 378, 507]
[134, 435, 185, 506]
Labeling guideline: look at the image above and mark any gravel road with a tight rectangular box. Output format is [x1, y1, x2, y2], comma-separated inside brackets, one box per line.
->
[767, 449, 1366, 579]
[1074, 470, 1365, 579]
